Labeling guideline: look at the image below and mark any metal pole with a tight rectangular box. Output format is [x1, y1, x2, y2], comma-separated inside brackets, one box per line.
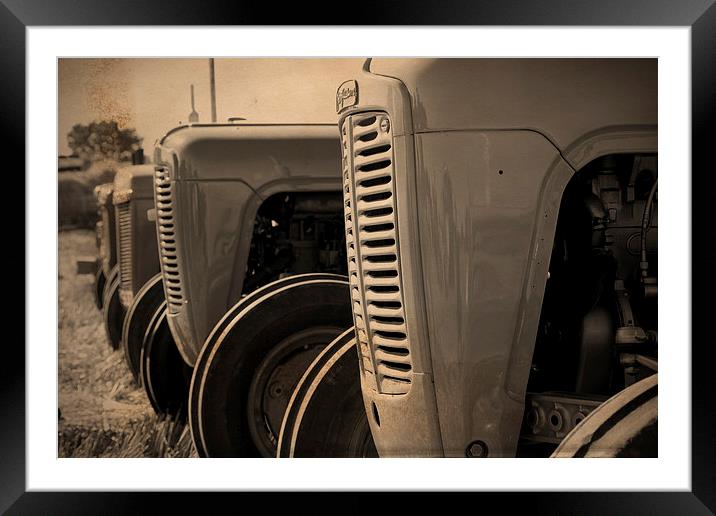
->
[188, 84, 199, 123]
[209, 58, 217, 123]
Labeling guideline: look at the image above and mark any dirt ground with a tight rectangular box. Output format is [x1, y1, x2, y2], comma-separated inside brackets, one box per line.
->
[58, 229, 195, 457]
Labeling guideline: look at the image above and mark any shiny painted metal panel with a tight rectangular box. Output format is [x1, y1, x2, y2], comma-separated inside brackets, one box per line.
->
[370, 58, 657, 159]
[155, 124, 343, 365]
[128, 197, 160, 295]
[415, 130, 562, 457]
[170, 180, 255, 364]
[158, 125, 341, 184]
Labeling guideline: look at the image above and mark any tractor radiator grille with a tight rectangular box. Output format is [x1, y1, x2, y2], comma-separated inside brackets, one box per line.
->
[154, 166, 184, 314]
[341, 112, 412, 395]
[116, 201, 133, 304]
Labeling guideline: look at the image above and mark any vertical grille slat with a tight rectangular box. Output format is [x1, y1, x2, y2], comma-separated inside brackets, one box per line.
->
[154, 166, 184, 314]
[116, 202, 133, 305]
[341, 111, 412, 395]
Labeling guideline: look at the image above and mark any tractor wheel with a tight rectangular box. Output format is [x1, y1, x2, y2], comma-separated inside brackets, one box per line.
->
[122, 273, 164, 383]
[94, 266, 107, 310]
[277, 328, 377, 457]
[189, 274, 351, 457]
[140, 302, 192, 418]
[551, 373, 657, 458]
[188, 273, 347, 457]
[102, 265, 125, 350]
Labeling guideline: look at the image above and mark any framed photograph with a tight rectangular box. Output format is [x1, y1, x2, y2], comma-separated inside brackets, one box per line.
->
[6, 0, 714, 512]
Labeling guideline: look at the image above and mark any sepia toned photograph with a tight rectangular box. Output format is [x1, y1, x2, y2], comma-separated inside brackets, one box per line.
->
[57, 57, 658, 459]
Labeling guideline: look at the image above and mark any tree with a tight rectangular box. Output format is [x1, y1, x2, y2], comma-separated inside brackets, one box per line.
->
[67, 120, 142, 164]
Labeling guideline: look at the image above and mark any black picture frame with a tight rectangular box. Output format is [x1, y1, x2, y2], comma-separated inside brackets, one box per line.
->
[5, 1, 714, 513]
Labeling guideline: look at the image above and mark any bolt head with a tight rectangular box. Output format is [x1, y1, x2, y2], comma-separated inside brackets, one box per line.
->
[466, 440, 488, 458]
[268, 382, 284, 398]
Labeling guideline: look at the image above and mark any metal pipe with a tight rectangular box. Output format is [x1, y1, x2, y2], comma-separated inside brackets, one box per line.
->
[640, 178, 658, 277]
[620, 353, 658, 372]
[209, 58, 217, 123]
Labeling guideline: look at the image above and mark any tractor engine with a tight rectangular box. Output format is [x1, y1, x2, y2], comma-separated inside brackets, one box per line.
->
[523, 153, 658, 449]
[243, 192, 347, 294]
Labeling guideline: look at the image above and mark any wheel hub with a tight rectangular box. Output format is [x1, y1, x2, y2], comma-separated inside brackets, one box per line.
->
[247, 326, 343, 456]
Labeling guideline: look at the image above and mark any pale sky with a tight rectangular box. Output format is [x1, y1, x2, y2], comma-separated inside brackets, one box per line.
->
[58, 58, 366, 155]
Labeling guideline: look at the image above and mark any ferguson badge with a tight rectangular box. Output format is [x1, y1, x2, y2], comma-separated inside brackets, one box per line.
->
[336, 80, 358, 113]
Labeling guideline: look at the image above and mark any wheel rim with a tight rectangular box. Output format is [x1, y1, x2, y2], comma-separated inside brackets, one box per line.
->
[247, 326, 343, 457]
[278, 329, 378, 458]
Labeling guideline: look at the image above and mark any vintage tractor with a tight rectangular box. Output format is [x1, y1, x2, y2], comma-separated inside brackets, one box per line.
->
[277, 58, 658, 458]
[92, 182, 115, 310]
[108, 163, 164, 381]
[146, 122, 353, 456]
[97, 164, 161, 354]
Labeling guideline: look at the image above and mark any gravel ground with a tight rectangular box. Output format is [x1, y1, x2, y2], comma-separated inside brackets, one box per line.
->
[58, 229, 196, 457]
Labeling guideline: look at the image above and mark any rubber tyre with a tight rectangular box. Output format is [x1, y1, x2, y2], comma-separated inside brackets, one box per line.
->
[551, 373, 657, 458]
[102, 265, 125, 350]
[277, 328, 377, 457]
[122, 273, 164, 383]
[94, 265, 107, 310]
[189, 274, 351, 458]
[140, 302, 192, 418]
[189, 273, 346, 457]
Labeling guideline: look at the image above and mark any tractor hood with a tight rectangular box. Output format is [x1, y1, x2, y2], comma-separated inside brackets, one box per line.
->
[369, 58, 657, 154]
[112, 164, 156, 204]
[155, 123, 339, 188]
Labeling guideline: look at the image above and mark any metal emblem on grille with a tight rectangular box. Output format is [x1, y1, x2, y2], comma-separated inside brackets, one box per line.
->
[336, 80, 358, 113]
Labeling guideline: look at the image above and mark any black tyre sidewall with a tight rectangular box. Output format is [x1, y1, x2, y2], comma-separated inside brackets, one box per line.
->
[102, 275, 125, 350]
[140, 303, 191, 418]
[282, 332, 375, 458]
[94, 266, 107, 310]
[189, 273, 347, 457]
[194, 279, 351, 458]
[122, 274, 164, 382]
